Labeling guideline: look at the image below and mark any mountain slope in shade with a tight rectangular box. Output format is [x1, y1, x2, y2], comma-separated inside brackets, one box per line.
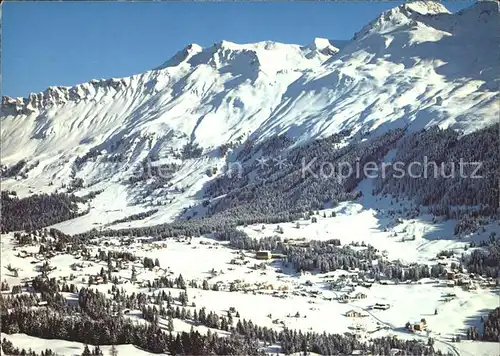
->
[1, 1, 498, 230]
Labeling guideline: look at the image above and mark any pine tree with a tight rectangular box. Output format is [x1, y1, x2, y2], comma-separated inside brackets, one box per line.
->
[109, 345, 118, 356]
[82, 345, 92, 356]
[93, 346, 103, 356]
[167, 315, 174, 332]
[131, 266, 137, 282]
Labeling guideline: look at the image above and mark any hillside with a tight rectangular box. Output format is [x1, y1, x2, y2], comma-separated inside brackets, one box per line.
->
[1, 2, 498, 222]
[1, 2, 500, 355]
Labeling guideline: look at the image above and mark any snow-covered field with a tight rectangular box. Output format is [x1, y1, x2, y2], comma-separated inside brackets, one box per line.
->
[239, 179, 499, 265]
[0, 334, 159, 356]
[2, 177, 499, 355]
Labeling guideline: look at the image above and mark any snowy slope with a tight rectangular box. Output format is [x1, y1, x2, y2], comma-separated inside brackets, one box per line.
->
[1, 1, 499, 228]
[257, 0, 499, 142]
[1, 333, 161, 356]
[1, 40, 332, 163]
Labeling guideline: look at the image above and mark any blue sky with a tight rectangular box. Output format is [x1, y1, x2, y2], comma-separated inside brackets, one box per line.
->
[3, 1, 474, 98]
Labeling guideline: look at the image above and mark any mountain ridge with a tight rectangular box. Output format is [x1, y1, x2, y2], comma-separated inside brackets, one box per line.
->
[1, 0, 498, 219]
[4, 1, 497, 106]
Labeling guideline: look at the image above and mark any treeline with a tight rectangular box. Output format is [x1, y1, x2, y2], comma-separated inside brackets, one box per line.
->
[1, 281, 449, 356]
[107, 209, 159, 225]
[13, 228, 81, 252]
[220, 230, 449, 281]
[74, 212, 302, 240]
[1, 301, 262, 355]
[373, 124, 499, 216]
[20, 222, 459, 284]
[204, 128, 404, 221]
[4, 125, 498, 240]
[1, 307, 263, 355]
[180, 142, 203, 159]
[1, 338, 57, 356]
[1, 159, 27, 178]
[1, 159, 41, 180]
[483, 307, 500, 342]
[282, 239, 448, 280]
[71, 125, 498, 246]
[142, 303, 444, 355]
[78, 222, 460, 283]
[1, 191, 86, 233]
[454, 215, 494, 236]
[70, 128, 402, 240]
[219, 227, 284, 250]
[462, 236, 500, 278]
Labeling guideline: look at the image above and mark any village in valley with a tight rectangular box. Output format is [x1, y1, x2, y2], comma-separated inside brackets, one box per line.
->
[2, 196, 499, 355]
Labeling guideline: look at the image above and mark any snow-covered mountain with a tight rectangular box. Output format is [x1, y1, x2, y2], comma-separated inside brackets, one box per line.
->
[2, 4, 500, 355]
[1, 1, 498, 229]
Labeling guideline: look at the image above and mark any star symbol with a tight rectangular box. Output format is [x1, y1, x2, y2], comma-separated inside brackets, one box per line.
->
[274, 155, 288, 170]
[255, 175, 267, 186]
[256, 156, 269, 170]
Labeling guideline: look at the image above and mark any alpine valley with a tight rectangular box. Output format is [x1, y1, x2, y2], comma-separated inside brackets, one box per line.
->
[1, 1, 499, 356]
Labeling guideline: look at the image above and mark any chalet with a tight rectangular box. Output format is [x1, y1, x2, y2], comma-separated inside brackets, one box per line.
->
[373, 303, 390, 310]
[346, 310, 363, 318]
[467, 282, 477, 290]
[414, 321, 426, 331]
[353, 292, 367, 300]
[338, 295, 349, 303]
[255, 250, 271, 260]
[406, 321, 426, 332]
[17, 250, 30, 258]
